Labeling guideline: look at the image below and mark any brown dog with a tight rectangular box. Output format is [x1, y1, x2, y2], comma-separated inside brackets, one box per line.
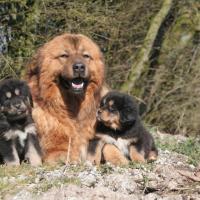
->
[26, 33, 107, 164]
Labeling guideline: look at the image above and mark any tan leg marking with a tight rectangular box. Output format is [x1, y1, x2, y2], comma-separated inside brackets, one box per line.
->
[129, 145, 145, 163]
[102, 144, 129, 165]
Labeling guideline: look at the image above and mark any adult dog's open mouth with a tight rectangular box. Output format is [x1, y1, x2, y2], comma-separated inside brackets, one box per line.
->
[59, 75, 88, 94]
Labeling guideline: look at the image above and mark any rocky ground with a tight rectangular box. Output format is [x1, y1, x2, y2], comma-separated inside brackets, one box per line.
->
[1, 131, 200, 200]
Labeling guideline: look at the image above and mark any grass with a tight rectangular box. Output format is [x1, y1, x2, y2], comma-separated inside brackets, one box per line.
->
[97, 164, 114, 175]
[0, 163, 80, 198]
[128, 161, 155, 172]
[0, 164, 37, 198]
[33, 177, 81, 194]
[155, 134, 200, 166]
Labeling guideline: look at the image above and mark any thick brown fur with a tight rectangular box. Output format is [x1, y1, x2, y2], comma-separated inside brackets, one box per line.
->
[26, 33, 107, 164]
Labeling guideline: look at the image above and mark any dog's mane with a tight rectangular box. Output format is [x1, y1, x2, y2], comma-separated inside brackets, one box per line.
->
[25, 33, 106, 163]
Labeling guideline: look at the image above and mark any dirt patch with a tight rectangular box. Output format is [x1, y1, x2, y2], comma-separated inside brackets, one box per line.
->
[2, 132, 200, 200]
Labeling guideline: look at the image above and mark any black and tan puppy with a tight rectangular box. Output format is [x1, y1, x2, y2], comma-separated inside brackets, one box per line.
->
[0, 78, 42, 166]
[88, 91, 158, 165]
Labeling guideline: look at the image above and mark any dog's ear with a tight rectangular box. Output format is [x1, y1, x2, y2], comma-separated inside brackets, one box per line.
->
[119, 107, 136, 126]
[119, 96, 138, 127]
[26, 48, 43, 81]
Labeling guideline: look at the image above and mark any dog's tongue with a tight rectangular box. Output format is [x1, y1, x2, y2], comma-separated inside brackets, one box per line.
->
[72, 82, 84, 89]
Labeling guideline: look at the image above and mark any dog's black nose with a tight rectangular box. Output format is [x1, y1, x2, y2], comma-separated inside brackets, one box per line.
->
[73, 63, 85, 74]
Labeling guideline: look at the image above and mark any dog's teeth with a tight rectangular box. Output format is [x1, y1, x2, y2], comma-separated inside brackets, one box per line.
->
[72, 82, 84, 89]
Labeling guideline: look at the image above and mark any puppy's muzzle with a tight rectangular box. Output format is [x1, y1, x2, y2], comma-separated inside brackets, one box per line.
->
[12, 99, 27, 109]
[14, 103, 22, 109]
[96, 109, 102, 121]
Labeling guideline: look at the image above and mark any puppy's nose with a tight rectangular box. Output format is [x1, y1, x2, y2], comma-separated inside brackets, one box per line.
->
[14, 103, 21, 109]
[97, 109, 102, 114]
[73, 63, 85, 74]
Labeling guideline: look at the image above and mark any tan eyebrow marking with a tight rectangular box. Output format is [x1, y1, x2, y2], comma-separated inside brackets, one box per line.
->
[6, 92, 12, 98]
[15, 88, 20, 96]
[108, 100, 114, 106]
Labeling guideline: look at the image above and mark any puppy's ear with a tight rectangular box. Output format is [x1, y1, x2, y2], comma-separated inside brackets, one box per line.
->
[119, 96, 138, 127]
[119, 107, 136, 127]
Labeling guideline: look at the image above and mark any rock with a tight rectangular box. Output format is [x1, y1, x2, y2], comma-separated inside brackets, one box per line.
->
[103, 174, 139, 194]
[78, 170, 99, 187]
[36, 185, 140, 200]
[162, 195, 184, 200]
[130, 169, 144, 181]
[167, 180, 178, 190]
[142, 193, 161, 200]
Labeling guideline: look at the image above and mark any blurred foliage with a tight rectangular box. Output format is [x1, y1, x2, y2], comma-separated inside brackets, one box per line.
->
[0, 0, 161, 79]
[141, 0, 200, 135]
[0, 0, 200, 136]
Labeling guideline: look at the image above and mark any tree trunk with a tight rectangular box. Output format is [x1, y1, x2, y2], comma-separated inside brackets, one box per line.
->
[121, 0, 173, 93]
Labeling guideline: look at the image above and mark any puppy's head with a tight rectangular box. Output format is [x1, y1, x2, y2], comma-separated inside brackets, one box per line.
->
[97, 91, 138, 131]
[0, 79, 33, 122]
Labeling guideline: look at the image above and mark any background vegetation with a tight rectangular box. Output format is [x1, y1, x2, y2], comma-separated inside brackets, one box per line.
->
[0, 0, 200, 136]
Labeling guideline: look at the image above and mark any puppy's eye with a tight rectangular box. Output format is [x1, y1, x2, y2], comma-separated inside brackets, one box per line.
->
[83, 53, 91, 59]
[5, 92, 12, 99]
[109, 107, 116, 113]
[59, 53, 69, 58]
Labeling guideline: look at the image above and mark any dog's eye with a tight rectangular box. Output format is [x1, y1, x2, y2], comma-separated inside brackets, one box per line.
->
[59, 53, 69, 58]
[83, 53, 91, 59]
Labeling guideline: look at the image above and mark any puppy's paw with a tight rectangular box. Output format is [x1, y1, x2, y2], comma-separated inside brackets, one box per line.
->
[87, 154, 101, 165]
[5, 160, 20, 166]
[129, 145, 145, 163]
[28, 156, 42, 166]
[147, 150, 158, 162]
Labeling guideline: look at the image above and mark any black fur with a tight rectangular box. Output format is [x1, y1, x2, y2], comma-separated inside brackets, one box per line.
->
[0, 78, 42, 166]
[0, 112, 10, 133]
[87, 137, 101, 156]
[96, 91, 158, 160]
